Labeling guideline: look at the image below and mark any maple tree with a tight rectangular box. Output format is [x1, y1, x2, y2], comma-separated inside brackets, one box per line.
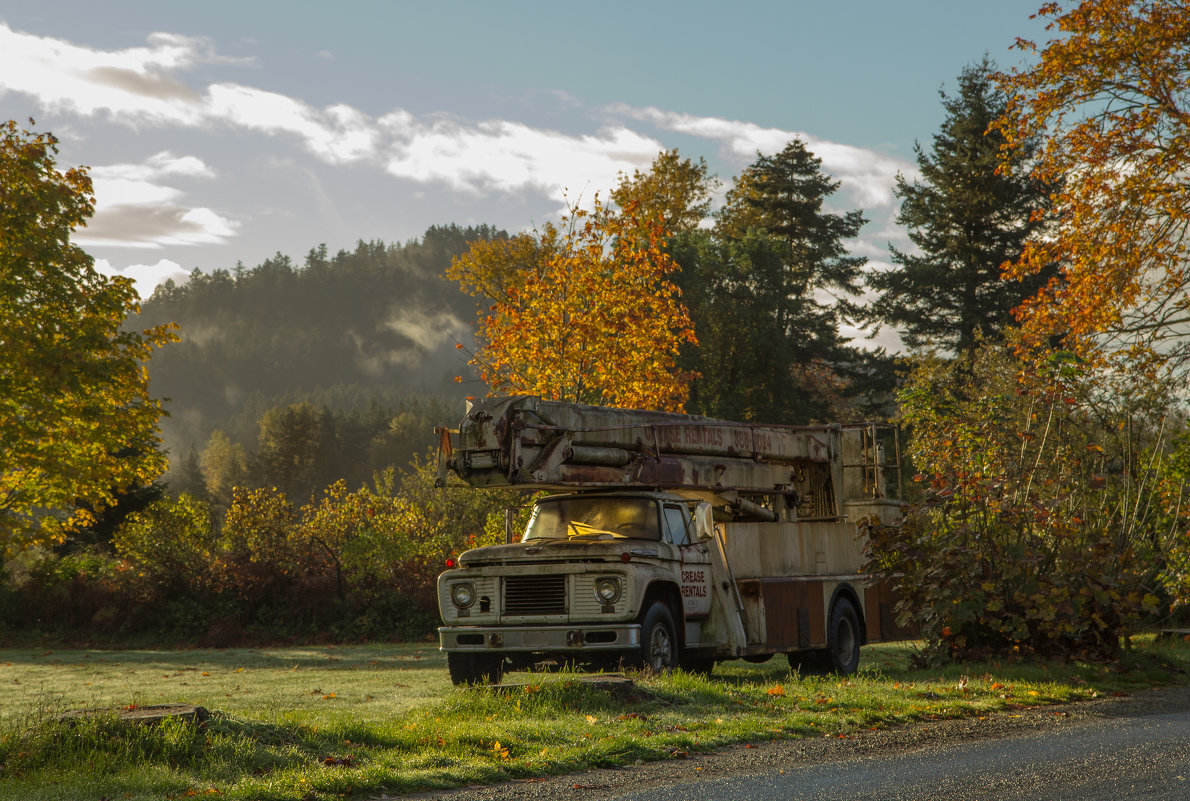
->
[0, 120, 176, 552]
[996, 0, 1190, 373]
[609, 148, 717, 235]
[448, 194, 696, 412]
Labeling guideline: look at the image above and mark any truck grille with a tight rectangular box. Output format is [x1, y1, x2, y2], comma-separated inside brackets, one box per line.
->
[503, 575, 567, 616]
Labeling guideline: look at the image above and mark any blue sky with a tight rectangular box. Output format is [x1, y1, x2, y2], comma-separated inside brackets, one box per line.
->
[0, 0, 1049, 315]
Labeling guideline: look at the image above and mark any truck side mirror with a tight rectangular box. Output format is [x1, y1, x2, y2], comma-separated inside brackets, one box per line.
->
[694, 503, 715, 542]
[505, 508, 516, 544]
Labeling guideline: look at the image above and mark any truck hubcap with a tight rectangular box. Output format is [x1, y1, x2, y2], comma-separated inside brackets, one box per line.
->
[648, 626, 673, 671]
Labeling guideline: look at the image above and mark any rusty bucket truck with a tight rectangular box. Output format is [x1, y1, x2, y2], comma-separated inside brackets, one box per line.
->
[435, 396, 904, 685]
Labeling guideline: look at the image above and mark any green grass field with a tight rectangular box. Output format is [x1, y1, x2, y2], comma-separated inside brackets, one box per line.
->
[1, 638, 1186, 800]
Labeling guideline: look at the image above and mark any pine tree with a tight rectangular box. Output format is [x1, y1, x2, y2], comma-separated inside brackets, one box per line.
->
[699, 139, 866, 423]
[868, 58, 1050, 357]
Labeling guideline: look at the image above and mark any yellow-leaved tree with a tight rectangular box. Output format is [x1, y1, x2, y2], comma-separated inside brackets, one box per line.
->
[0, 120, 177, 552]
[448, 194, 696, 412]
[996, 0, 1190, 376]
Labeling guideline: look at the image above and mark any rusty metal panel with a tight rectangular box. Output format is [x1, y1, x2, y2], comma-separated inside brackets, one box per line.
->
[763, 581, 797, 648]
[736, 579, 766, 645]
[445, 396, 842, 491]
[761, 579, 825, 651]
[864, 580, 914, 642]
[864, 584, 883, 642]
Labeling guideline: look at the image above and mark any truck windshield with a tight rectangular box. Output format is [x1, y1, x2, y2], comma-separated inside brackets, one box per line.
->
[523, 497, 660, 541]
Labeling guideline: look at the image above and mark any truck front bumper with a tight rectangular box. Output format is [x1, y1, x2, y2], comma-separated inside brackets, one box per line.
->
[439, 624, 641, 653]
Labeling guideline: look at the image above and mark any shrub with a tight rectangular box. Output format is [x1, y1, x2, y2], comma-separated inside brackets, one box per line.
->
[867, 343, 1185, 663]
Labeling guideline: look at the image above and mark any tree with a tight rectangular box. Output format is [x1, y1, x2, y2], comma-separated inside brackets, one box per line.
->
[609, 149, 718, 234]
[0, 120, 176, 552]
[869, 59, 1052, 357]
[700, 140, 867, 422]
[448, 196, 696, 412]
[252, 403, 338, 502]
[996, 0, 1190, 374]
[200, 430, 249, 511]
[720, 139, 866, 303]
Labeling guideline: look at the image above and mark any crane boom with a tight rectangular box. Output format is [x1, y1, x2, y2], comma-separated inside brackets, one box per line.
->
[439, 396, 849, 516]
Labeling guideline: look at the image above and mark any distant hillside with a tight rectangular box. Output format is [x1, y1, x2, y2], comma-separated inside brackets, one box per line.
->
[133, 224, 503, 464]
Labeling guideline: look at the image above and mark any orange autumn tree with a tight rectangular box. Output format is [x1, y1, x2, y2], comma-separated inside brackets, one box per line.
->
[448, 195, 696, 412]
[996, 0, 1190, 374]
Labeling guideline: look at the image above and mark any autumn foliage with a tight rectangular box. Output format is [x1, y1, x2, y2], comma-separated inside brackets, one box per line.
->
[0, 120, 176, 552]
[449, 196, 696, 412]
[867, 342, 1184, 662]
[0, 455, 523, 644]
[996, 1, 1190, 373]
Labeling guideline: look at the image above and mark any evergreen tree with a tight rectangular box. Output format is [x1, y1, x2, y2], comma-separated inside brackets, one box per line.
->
[699, 139, 866, 423]
[868, 58, 1050, 357]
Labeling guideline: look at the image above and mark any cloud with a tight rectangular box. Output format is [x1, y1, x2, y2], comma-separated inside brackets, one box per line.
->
[381, 114, 662, 198]
[81, 204, 238, 248]
[205, 84, 379, 165]
[0, 23, 377, 164]
[0, 25, 214, 123]
[93, 257, 189, 300]
[77, 152, 237, 248]
[0, 23, 669, 202]
[610, 105, 915, 209]
[2, 20, 914, 287]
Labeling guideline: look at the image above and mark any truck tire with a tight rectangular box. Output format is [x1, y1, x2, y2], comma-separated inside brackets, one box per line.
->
[638, 603, 677, 674]
[447, 652, 505, 685]
[825, 597, 861, 675]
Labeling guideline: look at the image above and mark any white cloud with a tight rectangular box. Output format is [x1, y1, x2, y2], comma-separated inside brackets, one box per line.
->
[0, 25, 210, 123]
[2, 20, 916, 292]
[0, 23, 669, 203]
[0, 23, 379, 164]
[93, 257, 189, 299]
[381, 115, 662, 199]
[205, 84, 379, 164]
[610, 105, 915, 209]
[77, 152, 237, 248]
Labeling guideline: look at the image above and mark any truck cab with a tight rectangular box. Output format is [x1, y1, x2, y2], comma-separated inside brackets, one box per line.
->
[438, 490, 716, 684]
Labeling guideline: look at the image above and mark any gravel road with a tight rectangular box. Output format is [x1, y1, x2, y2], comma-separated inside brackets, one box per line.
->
[387, 685, 1190, 801]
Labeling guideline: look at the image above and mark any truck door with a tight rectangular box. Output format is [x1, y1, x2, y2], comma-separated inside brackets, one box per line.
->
[664, 503, 711, 619]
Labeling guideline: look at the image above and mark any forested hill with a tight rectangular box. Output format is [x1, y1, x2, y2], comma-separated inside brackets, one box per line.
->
[133, 224, 502, 468]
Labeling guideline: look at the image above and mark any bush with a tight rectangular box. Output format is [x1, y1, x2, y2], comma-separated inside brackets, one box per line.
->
[3, 450, 532, 645]
[867, 343, 1184, 663]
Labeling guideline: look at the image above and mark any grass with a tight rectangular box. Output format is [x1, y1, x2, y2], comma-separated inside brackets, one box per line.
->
[0, 637, 1187, 800]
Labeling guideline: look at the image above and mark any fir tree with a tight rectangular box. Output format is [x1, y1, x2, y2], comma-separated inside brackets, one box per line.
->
[868, 58, 1050, 357]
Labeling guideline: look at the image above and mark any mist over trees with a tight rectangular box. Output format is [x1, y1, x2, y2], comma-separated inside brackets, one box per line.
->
[133, 225, 502, 495]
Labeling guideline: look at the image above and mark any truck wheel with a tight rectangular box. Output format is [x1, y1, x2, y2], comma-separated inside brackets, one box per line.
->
[825, 598, 861, 675]
[638, 603, 677, 674]
[447, 652, 505, 685]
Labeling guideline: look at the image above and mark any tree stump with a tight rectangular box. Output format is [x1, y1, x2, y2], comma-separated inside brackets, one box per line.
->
[55, 703, 210, 726]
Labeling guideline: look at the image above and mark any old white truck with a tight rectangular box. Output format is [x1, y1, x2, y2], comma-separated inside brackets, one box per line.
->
[435, 396, 904, 684]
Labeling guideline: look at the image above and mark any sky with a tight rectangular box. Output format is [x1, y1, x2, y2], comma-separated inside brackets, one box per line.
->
[0, 1, 1052, 319]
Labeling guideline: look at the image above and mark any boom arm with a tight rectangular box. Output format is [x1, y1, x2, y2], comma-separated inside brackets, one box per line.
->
[438, 396, 844, 517]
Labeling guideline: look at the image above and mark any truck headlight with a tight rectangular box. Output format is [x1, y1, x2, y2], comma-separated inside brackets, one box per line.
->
[450, 582, 476, 609]
[594, 576, 622, 604]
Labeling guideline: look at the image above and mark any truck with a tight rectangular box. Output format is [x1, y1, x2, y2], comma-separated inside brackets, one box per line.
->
[434, 395, 905, 685]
